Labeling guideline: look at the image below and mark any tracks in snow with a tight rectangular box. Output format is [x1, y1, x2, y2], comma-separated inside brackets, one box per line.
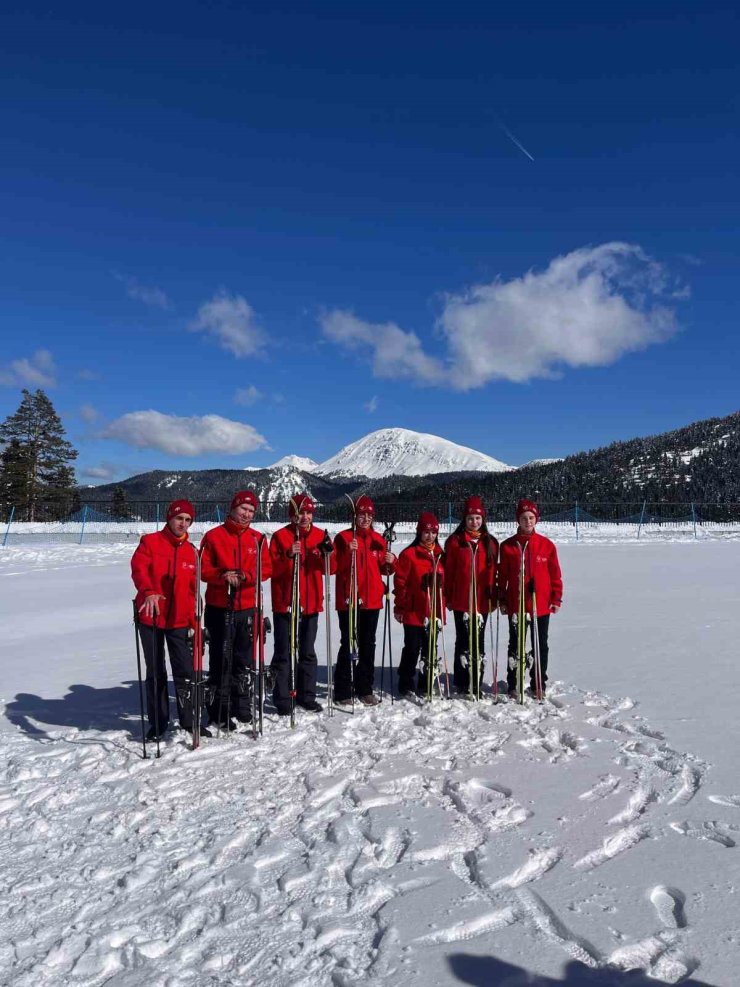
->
[0, 683, 733, 985]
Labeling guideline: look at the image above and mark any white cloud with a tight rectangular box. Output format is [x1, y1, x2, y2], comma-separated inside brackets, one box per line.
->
[320, 243, 683, 389]
[114, 272, 171, 309]
[79, 403, 99, 423]
[234, 385, 263, 406]
[103, 410, 269, 456]
[190, 292, 265, 358]
[319, 310, 444, 385]
[81, 462, 118, 480]
[364, 395, 379, 413]
[439, 242, 680, 388]
[0, 349, 57, 388]
[77, 368, 100, 381]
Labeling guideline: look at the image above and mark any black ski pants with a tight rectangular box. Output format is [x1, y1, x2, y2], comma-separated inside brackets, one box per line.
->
[138, 624, 195, 732]
[506, 613, 550, 692]
[398, 624, 442, 695]
[271, 612, 319, 713]
[452, 610, 488, 693]
[334, 608, 380, 700]
[205, 604, 254, 724]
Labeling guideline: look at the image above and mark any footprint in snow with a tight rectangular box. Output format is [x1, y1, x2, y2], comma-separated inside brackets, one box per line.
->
[708, 794, 740, 808]
[669, 820, 737, 848]
[650, 884, 687, 928]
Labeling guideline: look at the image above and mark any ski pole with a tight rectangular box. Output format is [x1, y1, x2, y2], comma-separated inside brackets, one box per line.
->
[132, 600, 148, 759]
[320, 530, 335, 717]
[517, 545, 527, 704]
[439, 584, 451, 699]
[151, 608, 162, 758]
[192, 547, 203, 750]
[217, 584, 236, 736]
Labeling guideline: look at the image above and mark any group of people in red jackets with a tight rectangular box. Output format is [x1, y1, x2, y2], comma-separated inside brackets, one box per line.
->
[131, 491, 562, 740]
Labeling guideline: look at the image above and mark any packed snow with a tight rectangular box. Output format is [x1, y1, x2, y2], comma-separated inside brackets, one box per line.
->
[316, 427, 512, 478]
[1, 536, 739, 985]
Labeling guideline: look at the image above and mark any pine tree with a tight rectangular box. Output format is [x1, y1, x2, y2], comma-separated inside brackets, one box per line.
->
[0, 389, 78, 521]
[112, 485, 129, 520]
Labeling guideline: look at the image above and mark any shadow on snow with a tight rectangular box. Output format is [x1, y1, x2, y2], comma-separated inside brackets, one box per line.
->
[448, 955, 710, 986]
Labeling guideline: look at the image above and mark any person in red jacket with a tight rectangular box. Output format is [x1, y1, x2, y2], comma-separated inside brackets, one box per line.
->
[269, 493, 336, 715]
[199, 490, 272, 728]
[498, 499, 563, 698]
[131, 499, 202, 739]
[443, 495, 498, 696]
[333, 495, 396, 706]
[394, 511, 445, 697]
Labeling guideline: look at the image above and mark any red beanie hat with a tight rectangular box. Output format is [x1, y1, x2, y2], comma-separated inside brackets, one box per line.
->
[416, 511, 439, 534]
[355, 495, 375, 516]
[516, 498, 540, 520]
[167, 499, 195, 521]
[289, 493, 315, 517]
[463, 495, 486, 519]
[230, 490, 259, 512]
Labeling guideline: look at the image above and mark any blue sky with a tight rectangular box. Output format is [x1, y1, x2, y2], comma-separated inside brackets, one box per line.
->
[1, 1, 738, 481]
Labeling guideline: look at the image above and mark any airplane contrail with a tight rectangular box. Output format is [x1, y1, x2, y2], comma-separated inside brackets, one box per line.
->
[496, 117, 535, 162]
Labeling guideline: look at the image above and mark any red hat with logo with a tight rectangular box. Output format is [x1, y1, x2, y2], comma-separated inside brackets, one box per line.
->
[289, 493, 315, 517]
[463, 495, 486, 519]
[230, 490, 259, 512]
[355, 495, 375, 516]
[516, 498, 540, 520]
[167, 499, 195, 521]
[416, 511, 439, 534]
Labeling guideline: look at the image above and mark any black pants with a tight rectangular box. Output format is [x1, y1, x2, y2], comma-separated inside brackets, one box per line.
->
[335, 609, 380, 700]
[271, 612, 319, 712]
[398, 624, 442, 695]
[205, 604, 254, 724]
[452, 610, 488, 692]
[138, 625, 195, 731]
[506, 613, 550, 691]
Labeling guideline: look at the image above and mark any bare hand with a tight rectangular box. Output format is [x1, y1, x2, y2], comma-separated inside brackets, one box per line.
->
[350, 538, 358, 552]
[289, 541, 301, 557]
[383, 551, 395, 565]
[140, 594, 164, 618]
[224, 570, 244, 588]
[550, 604, 560, 614]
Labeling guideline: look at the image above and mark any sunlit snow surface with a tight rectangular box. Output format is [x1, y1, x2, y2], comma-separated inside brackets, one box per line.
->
[1, 536, 738, 986]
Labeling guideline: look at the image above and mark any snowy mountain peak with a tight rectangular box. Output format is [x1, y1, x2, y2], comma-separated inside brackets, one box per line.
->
[316, 427, 512, 480]
[270, 455, 321, 472]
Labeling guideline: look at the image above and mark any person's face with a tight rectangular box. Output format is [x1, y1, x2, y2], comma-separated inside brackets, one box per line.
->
[356, 512, 373, 530]
[297, 509, 313, 530]
[518, 511, 537, 534]
[167, 513, 193, 537]
[465, 513, 483, 533]
[231, 502, 255, 526]
[420, 530, 437, 547]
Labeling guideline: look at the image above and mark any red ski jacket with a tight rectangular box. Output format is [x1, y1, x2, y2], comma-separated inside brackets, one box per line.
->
[393, 542, 445, 627]
[498, 532, 563, 617]
[131, 527, 198, 629]
[334, 527, 395, 611]
[270, 523, 336, 614]
[199, 518, 272, 611]
[442, 531, 498, 613]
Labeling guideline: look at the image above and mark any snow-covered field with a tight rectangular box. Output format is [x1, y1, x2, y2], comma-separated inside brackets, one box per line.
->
[1, 539, 739, 985]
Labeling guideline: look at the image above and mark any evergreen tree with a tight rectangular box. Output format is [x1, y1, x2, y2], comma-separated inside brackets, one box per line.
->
[112, 485, 129, 519]
[0, 389, 78, 521]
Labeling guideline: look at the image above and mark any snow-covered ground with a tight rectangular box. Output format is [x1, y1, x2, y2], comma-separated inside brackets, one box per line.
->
[1, 539, 738, 985]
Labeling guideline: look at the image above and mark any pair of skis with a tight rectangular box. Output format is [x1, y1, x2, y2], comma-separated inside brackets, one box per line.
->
[423, 552, 449, 701]
[514, 544, 544, 704]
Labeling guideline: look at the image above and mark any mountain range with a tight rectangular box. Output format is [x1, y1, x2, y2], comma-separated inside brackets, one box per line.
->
[85, 412, 740, 510]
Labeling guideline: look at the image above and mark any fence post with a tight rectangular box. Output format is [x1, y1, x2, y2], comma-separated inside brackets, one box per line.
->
[637, 500, 647, 539]
[2, 505, 15, 547]
[79, 505, 89, 545]
[216, 505, 222, 522]
[575, 501, 580, 541]
[691, 502, 697, 540]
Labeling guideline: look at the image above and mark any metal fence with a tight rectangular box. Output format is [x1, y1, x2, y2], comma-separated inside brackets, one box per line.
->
[3, 500, 740, 547]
